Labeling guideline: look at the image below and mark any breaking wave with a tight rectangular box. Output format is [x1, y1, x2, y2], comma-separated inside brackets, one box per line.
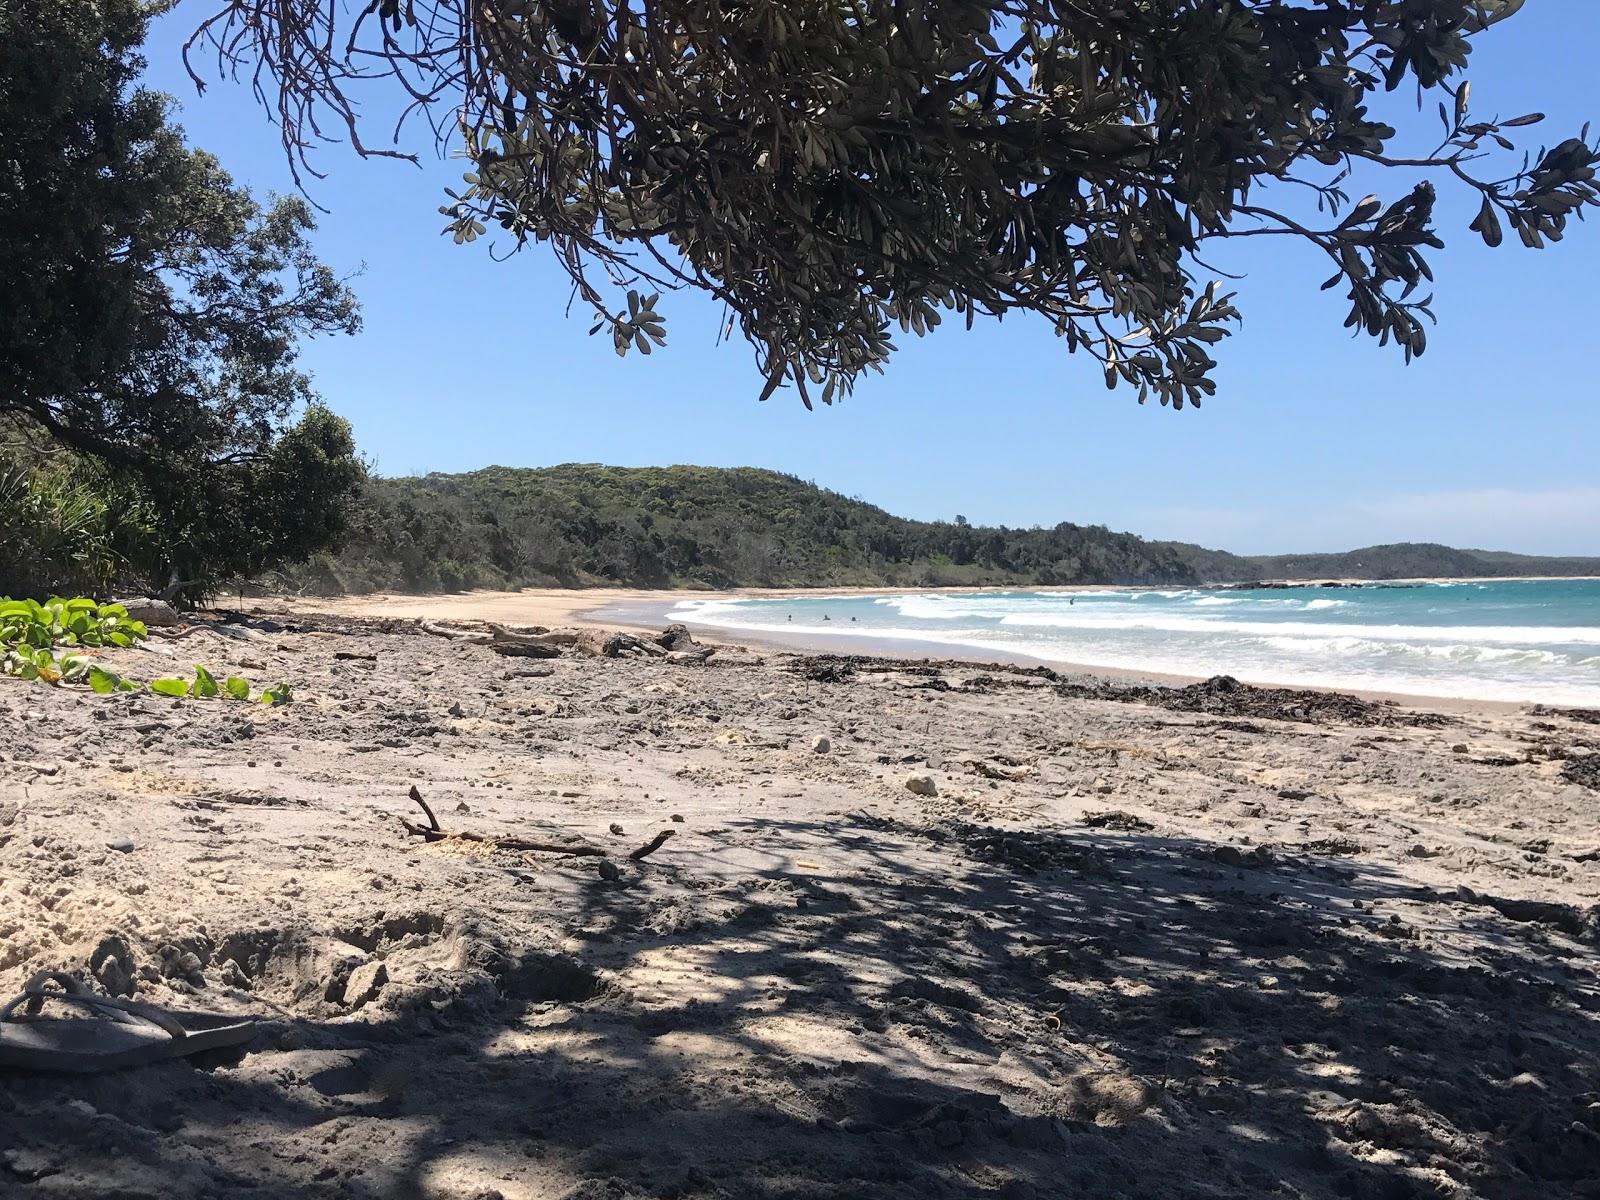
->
[669, 580, 1600, 704]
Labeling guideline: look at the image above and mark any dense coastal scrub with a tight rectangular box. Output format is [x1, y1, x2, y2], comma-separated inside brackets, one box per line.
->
[0, 1, 362, 604]
[286, 464, 1600, 594]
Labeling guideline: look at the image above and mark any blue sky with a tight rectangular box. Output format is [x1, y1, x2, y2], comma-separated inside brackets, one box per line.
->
[144, 7, 1598, 556]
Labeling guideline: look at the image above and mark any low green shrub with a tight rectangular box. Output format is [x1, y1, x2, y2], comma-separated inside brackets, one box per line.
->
[0, 597, 147, 649]
[0, 595, 290, 703]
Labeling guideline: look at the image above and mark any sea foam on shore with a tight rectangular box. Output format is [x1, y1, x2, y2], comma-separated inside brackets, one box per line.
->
[668, 579, 1600, 705]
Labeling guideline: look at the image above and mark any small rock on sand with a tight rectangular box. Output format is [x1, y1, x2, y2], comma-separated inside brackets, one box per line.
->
[343, 960, 388, 1009]
[812, 735, 832, 754]
[904, 774, 938, 797]
[90, 936, 135, 996]
[115, 598, 180, 627]
[106, 837, 135, 853]
[597, 860, 623, 882]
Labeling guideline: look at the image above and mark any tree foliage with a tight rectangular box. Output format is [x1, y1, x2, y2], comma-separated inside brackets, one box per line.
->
[189, 0, 1596, 406]
[1, 0, 365, 596]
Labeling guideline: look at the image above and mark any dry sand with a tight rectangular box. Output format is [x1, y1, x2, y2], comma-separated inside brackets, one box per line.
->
[3, 597, 1599, 1199]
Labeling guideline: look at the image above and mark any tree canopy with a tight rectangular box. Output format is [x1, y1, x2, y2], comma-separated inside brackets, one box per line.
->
[187, 0, 1596, 407]
[1, 0, 364, 595]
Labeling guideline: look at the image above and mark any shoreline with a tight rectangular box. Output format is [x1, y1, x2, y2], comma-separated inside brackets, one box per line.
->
[245, 586, 1570, 714]
[585, 595, 1529, 715]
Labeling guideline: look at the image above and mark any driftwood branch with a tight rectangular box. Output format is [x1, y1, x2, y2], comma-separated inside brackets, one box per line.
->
[417, 620, 567, 657]
[628, 829, 676, 860]
[397, 787, 676, 862]
[490, 624, 571, 645]
[418, 619, 492, 643]
[488, 639, 562, 659]
[407, 784, 440, 832]
[666, 647, 716, 665]
[603, 632, 669, 658]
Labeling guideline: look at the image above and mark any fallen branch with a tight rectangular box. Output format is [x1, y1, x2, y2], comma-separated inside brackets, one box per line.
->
[488, 640, 562, 659]
[398, 786, 676, 861]
[603, 632, 669, 658]
[666, 647, 716, 665]
[484, 624, 567, 658]
[418, 619, 492, 644]
[407, 785, 440, 832]
[628, 829, 676, 860]
[490, 624, 572, 645]
[656, 623, 697, 651]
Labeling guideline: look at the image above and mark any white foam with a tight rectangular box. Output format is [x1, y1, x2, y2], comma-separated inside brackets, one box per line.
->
[992, 611, 1600, 645]
[671, 586, 1600, 705]
[1258, 635, 1576, 666]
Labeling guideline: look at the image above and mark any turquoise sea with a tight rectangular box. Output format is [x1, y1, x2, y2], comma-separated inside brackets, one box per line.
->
[667, 579, 1600, 705]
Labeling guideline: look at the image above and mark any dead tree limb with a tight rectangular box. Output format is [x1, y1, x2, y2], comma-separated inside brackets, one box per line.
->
[397, 787, 675, 861]
[629, 829, 676, 860]
[484, 624, 567, 658]
[666, 648, 716, 665]
[490, 624, 571, 644]
[407, 784, 440, 833]
[418, 619, 492, 643]
[488, 640, 562, 659]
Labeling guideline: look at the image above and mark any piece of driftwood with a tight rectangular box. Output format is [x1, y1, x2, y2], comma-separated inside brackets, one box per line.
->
[398, 786, 676, 861]
[483, 625, 567, 658]
[628, 830, 676, 860]
[665, 647, 716, 665]
[416, 620, 565, 657]
[656, 623, 696, 651]
[488, 640, 562, 659]
[602, 633, 668, 658]
[418, 619, 493, 644]
[490, 624, 573, 645]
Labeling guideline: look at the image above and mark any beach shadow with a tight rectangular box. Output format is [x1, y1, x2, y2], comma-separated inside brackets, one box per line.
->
[4, 817, 1598, 1198]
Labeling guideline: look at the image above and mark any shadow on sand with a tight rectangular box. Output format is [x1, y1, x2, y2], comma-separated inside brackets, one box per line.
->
[4, 816, 1598, 1199]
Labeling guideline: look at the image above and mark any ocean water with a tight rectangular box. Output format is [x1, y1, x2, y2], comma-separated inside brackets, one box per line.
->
[668, 579, 1600, 705]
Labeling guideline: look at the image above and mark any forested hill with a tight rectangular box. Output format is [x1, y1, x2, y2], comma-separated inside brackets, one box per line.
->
[289, 465, 1600, 594]
[1248, 544, 1600, 582]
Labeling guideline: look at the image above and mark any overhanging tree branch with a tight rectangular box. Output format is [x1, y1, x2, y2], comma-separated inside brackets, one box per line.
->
[183, 0, 1596, 409]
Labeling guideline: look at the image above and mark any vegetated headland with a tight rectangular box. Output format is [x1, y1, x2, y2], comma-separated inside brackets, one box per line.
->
[283, 464, 1600, 595]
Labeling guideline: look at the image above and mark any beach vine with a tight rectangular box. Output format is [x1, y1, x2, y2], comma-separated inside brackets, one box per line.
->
[0, 597, 292, 704]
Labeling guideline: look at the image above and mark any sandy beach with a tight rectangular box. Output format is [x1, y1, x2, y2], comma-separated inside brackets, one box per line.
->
[3, 594, 1599, 1198]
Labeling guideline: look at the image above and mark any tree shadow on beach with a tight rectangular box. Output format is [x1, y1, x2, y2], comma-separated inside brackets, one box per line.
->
[5, 814, 1599, 1200]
